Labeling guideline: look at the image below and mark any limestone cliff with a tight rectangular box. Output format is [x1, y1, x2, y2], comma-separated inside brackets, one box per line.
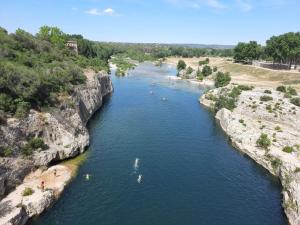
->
[200, 85, 300, 225]
[0, 72, 113, 200]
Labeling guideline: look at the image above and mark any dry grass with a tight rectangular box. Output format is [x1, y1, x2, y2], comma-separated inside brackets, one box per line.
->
[165, 57, 300, 90]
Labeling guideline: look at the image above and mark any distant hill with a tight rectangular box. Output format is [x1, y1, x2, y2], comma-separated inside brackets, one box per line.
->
[101, 42, 234, 49]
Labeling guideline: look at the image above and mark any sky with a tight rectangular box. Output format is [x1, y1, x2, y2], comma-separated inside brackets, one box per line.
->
[0, 0, 299, 45]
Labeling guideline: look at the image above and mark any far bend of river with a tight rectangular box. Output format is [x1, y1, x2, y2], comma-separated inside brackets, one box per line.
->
[30, 62, 287, 225]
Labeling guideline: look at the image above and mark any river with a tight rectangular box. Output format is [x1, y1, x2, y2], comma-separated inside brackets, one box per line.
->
[30, 62, 287, 225]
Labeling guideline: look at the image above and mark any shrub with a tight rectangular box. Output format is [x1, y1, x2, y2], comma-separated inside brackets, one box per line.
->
[271, 158, 282, 171]
[22, 187, 34, 196]
[214, 96, 236, 112]
[186, 66, 194, 75]
[275, 126, 282, 132]
[3, 147, 13, 157]
[276, 86, 286, 93]
[213, 66, 218, 72]
[282, 146, 294, 153]
[177, 60, 186, 71]
[215, 72, 231, 88]
[21, 144, 34, 156]
[237, 85, 253, 91]
[21, 138, 46, 156]
[196, 69, 203, 81]
[260, 95, 273, 101]
[294, 167, 300, 173]
[202, 65, 212, 76]
[264, 90, 272, 94]
[228, 87, 242, 99]
[287, 86, 297, 96]
[29, 138, 46, 149]
[14, 101, 30, 118]
[291, 97, 300, 107]
[198, 58, 209, 66]
[256, 133, 271, 149]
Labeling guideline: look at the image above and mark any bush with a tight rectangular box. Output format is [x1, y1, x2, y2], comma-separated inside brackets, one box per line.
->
[21, 138, 46, 156]
[198, 58, 209, 66]
[214, 96, 236, 112]
[291, 97, 300, 107]
[14, 101, 30, 118]
[213, 66, 218, 72]
[282, 146, 294, 153]
[287, 86, 297, 96]
[260, 95, 273, 101]
[202, 65, 212, 76]
[276, 85, 286, 93]
[215, 72, 231, 88]
[264, 90, 272, 94]
[29, 138, 46, 149]
[177, 60, 186, 71]
[228, 87, 242, 99]
[271, 158, 282, 171]
[196, 70, 203, 81]
[237, 85, 254, 91]
[186, 66, 194, 75]
[22, 187, 34, 196]
[256, 133, 271, 149]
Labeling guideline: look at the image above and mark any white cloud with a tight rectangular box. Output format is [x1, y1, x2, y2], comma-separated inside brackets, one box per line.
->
[85, 8, 101, 15]
[235, 0, 253, 12]
[85, 8, 118, 16]
[103, 8, 115, 15]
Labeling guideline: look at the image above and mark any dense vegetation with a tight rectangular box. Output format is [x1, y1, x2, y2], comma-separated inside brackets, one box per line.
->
[234, 32, 300, 67]
[0, 26, 118, 118]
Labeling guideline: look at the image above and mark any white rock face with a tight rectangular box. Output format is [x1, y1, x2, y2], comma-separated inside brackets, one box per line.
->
[200, 85, 300, 225]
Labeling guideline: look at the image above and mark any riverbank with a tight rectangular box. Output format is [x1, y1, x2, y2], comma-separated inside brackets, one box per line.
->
[0, 72, 113, 224]
[166, 57, 300, 90]
[200, 84, 300, 224]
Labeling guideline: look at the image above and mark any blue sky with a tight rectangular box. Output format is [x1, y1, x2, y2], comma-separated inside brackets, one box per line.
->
[0, 0, 299, 45]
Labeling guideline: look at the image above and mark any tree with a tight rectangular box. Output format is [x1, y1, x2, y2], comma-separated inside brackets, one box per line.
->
[215, 72, 231, 87]
[265, 32, 300, 68]
[202, 65, 212, 76]
[234, 41, 262, 63]
[177, 60, 186, 71]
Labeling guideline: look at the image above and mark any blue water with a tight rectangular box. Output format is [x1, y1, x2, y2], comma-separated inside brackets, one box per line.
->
[30, 63, 287, 225]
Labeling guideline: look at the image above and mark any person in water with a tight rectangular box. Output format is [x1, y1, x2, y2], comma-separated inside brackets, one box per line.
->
[85, 174, 91, 180]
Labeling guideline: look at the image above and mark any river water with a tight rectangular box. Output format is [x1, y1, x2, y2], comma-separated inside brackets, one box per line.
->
[30, 63, 287, 225]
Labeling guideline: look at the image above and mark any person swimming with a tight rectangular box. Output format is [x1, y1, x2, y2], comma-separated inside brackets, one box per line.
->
[85, 174, 91, 180]
[137, 174, 142, 183]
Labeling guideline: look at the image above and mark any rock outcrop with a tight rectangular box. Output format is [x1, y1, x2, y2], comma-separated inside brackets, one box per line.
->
[200, 85, 300, 225]
[0, 165, 72, 225]
[0, 72, 112, 205]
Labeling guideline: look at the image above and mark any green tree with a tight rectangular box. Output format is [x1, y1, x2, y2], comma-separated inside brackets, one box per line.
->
[215, 72, 231, 87]
[177, 60, 186, 71]
[202, 65, 212, 76]
[265, 32, 300, 68]
[234, 41, 262, 63]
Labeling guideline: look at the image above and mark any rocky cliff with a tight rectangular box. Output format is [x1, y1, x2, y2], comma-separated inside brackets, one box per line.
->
[0, 72, 113, 200]
[200, 85, 300, 225]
